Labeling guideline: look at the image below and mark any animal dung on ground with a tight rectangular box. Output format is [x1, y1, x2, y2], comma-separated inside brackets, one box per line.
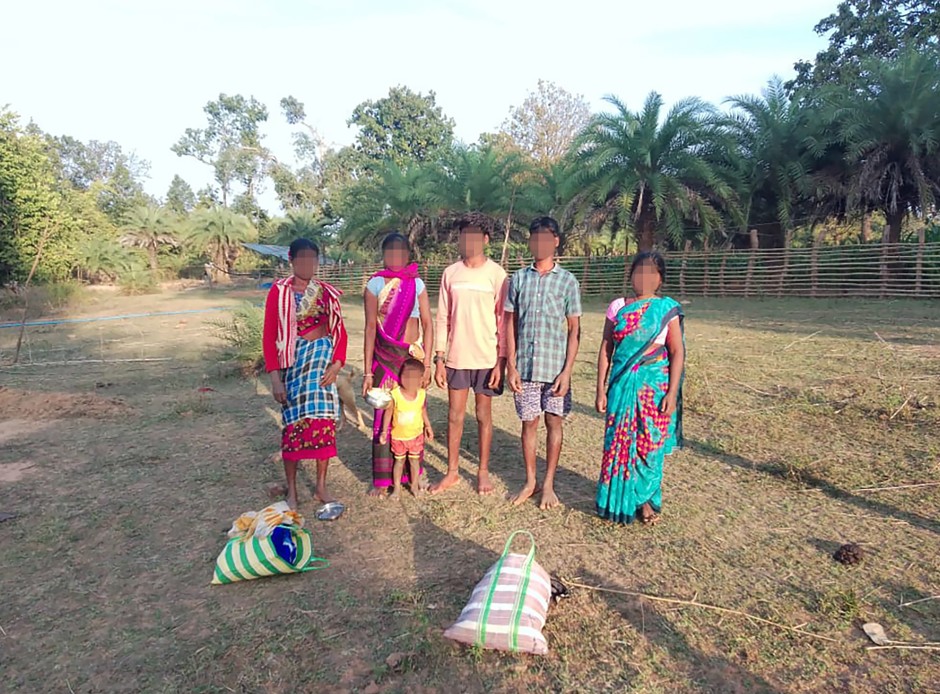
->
[862, 622, 890, 646]
[833, 543, 864, 566]
[550, 575, 570, 604]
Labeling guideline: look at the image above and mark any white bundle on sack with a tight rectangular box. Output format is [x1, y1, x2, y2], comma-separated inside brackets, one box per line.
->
[443, 530, 551, 655]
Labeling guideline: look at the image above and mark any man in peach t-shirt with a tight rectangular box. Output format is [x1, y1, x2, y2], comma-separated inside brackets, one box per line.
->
[432, 212, 508, 495]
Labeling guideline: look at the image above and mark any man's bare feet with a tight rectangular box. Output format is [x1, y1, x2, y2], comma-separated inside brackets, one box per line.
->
[509, 483, 537, 506]
[367, 486, 386, 498]
[539, 487, 561, 510]
[430, 472, 460, 495]
[477, 470, 494, 495]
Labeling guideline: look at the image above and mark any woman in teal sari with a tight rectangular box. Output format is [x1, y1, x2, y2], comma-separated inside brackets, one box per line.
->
[595, 252, 685, 525]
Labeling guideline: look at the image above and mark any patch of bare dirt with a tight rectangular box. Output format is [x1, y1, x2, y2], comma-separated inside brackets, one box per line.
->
[0, 461, 34, 484]
[0, 387, 127, 420]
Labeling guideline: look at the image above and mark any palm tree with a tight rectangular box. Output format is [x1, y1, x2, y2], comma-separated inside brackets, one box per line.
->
[573, 92, 736, 254]
[186, 207, 256, 282]
[75, 236, 138, 282]
[121, 205, 178, 270]
[722, 78, 814, 248]
[825, 50, 940, 244]
[267, 209, 334, 252]
[339, 161, 438, 254]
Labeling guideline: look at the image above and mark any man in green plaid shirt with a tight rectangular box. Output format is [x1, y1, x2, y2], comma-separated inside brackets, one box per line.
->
[505, 216, 582, 510]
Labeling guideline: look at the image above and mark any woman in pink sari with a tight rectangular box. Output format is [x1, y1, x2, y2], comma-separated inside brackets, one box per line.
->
[362, 233, 434, 496]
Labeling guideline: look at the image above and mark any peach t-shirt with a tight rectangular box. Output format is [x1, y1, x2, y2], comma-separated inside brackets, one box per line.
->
[435, 259, 508, 370]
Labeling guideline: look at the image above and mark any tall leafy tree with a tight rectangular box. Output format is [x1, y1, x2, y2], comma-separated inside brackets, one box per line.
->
[824, 50, 940, 244]
[186, 207, 256, 281]
[0, 111, 77, 282]
[121, 205, 178, 270]
[501, 80, 592, 166]
[790, 0, 940, 91]
[172, 94, 269, 208]
[165, 175, 196, 214]
[573, 93, 735, 253]
[348, 86, 455, 167]
[74, 235, 137, 282]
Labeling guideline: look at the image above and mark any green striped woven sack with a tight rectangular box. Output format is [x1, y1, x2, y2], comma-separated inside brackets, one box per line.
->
[211, 525, 326, 585]
[443, 531, 551, 655]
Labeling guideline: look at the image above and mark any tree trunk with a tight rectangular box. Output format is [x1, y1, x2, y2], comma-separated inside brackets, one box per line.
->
[500, 191, 515, 267]
[636, 210, 655, 252]
[149, 246, 159, 272]
[860, 213, 872, 243]
[679, 239, 691, 298]
[885, 208, 903, 245]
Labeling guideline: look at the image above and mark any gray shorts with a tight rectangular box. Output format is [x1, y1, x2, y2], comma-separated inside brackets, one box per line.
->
[446, 367, 503, 396]
[513, 381, 571, 421]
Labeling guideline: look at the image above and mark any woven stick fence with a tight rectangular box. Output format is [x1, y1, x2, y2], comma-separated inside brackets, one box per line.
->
[312, 243, 940, 300]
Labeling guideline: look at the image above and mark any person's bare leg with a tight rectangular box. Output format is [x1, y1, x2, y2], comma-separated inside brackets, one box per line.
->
[431, 388, 469, 494]
[409, 452, 425, 497]
[510, 418, 539, 505]
[315, 458, 335, 504]
[540, 414, 563, 510]
[369, 411, 389, 497]
[476, 392, 494, 495]
[283, 459, 299, 509]
[390, 455, 405, 500]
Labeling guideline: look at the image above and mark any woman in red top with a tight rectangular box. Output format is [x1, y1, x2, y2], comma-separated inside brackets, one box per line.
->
[263, 238, 348, 509]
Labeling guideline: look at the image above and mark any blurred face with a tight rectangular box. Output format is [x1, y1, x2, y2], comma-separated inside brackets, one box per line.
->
[458, 227, 488, 259]
[290, 249, 319, 280]
[631, 259, 662, 297]
[400, 366, 423, 392]
[383, 240, 410, 271]
[528, 228, 559, 261]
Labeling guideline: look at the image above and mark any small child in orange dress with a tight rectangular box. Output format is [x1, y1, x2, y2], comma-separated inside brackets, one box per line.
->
[379, 359, 434, 498]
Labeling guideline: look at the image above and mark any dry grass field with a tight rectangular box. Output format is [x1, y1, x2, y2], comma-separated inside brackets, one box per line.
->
[1, 285, 938, 693]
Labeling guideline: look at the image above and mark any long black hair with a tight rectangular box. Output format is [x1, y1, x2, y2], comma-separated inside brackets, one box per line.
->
[288, 238, 320, 260]
[381, 232, 410, 252]
[629, 251, 667, 283]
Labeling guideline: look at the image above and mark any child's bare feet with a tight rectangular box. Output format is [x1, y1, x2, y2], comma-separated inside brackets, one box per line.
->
[367, 487, 386, 498]
[430, 472, 460, 494]
[389, 488, 402, 501]
[477, 470, 494, 495]
[539, 487, 561, 510]
[509, 482, 537, 506]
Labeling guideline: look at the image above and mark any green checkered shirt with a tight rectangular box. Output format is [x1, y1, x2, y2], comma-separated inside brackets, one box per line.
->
[504, 263, 582, 383]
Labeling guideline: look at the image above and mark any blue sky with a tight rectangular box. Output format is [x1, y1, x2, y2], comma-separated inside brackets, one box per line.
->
[3, 0, 835, 211]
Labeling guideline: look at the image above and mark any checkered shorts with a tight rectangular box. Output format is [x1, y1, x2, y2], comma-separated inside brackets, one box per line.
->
[513, 381, 572, 421]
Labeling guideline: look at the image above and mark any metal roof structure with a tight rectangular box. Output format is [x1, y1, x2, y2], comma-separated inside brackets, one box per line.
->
[242, 243, 339, 265]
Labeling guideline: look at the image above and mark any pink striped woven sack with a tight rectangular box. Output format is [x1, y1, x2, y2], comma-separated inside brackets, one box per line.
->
[443, 531, 551, 655]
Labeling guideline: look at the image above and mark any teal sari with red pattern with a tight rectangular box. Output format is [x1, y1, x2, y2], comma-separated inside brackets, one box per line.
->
[596, 297, 684, 524]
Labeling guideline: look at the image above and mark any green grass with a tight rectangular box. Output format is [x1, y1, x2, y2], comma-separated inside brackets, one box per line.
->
[0, 287, 938, 693]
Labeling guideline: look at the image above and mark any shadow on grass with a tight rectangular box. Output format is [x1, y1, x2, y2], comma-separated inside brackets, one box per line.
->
[581, 568, 785, 694]
[688, 439, 940, 537]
